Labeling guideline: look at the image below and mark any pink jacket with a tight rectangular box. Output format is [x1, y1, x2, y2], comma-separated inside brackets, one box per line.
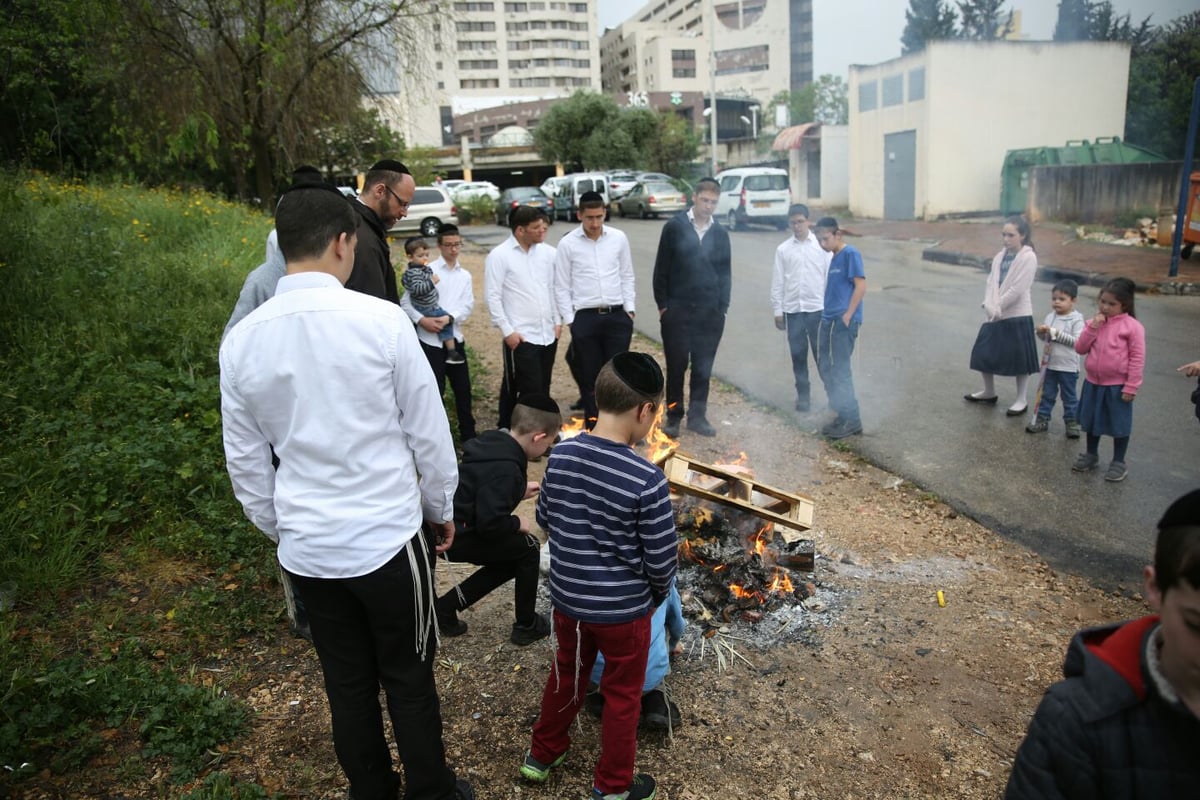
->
[1074, 312, 1145, 395]
[982, 246, 1036, 321]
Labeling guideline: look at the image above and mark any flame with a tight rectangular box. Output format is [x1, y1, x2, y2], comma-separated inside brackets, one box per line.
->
[767, 568, 794, 595]
[644, 403, 678, 465]
[559, 415, 587, 440]
[729, 583, 764, 603]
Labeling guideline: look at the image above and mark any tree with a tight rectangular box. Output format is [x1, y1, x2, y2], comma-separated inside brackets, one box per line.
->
[1125, 12, 1200, 159]
[646, 111, 701, 175]
[769, 75, 848, 127]
[957, 0, 1013, 40]
[534, 91, 624, 171]
[901, 0, 958, 55]
[1054, 0, 1152, 47]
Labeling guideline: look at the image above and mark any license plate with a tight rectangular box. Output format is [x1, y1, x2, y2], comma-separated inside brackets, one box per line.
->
[753, 201, 771, 208]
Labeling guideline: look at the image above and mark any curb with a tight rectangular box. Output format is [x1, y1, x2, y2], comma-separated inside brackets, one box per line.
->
[920, 247, 1200, 296]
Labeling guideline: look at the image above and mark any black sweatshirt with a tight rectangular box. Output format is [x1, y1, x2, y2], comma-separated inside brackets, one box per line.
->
[453, 430, 528, 537]
[651, 212, 732, 313]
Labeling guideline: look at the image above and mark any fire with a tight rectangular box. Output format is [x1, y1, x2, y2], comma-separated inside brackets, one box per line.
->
[729, 583, 764, 603]
[767, 568, 794, 595]
[559, 415, 587, 441]
[643, 402, 678, 465]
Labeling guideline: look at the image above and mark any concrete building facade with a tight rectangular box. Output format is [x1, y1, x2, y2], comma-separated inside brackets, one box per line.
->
[847, 40, 1131, 220]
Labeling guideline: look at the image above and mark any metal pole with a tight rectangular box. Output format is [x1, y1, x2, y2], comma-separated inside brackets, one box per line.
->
[708, 0, 718, 176]
[1169, 76, 1200, 278]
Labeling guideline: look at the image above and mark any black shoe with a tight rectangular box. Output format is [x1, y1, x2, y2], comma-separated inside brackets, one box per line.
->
[686, 417, 716, 437]
[438, 612, 468, 637]
[660, 417, 681, 438]
[963, 393, 999, 404]
[570, 398, 585, 411]
[511, 612, 551, 646]
[795, 398, 810, 413]
[584, 683, 604, 718]
[1005, 405, 1028, 417]
[454, 779, 476, 800]
[640, 687, 681, 730]
[445, 348, 466, 365]
[824, 419, 862, 440]
[591, 773, 657, 800]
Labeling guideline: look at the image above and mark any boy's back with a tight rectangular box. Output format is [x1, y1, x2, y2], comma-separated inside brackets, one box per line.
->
[455, 429, 528, 536]
[536, 433, 677, 623]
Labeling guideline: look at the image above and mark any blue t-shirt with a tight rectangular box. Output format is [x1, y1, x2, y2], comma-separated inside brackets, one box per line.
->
[822, 244, 865, 324]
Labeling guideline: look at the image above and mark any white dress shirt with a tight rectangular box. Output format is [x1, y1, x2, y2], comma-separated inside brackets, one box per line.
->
[400, 255, 474, 347]
[771, 230, 831, 315]
[688, 208, 714, 241]
[484, 235, 560, 344]
[220, 271, 458, 579]
[553, 225, 636, 324]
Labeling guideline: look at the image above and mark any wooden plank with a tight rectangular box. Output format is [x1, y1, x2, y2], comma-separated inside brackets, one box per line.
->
[663, 453, 815, 535]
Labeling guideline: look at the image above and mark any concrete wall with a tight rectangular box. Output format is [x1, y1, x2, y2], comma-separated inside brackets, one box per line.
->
[1027, 162, 1186, 224]
[849, 40, 1131, 219]
[819, 125, 849, 207]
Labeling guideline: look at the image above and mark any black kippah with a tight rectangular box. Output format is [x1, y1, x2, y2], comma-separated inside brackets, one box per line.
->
[580, 190, 604, 204]
[280, 180, 346, 200]
[516, 393, 560, 415]
[1159, 489, 1200, 530]
[611, 352, 664, 395]
[369, 159, 410, 175]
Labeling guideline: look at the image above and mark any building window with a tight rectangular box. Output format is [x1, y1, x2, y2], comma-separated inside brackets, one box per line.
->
[568, 2, 587, 11]
[460, 78, 500, 88]
[909, 67, 926, 101]
[882, 74, 903, 107]
[505, 2, 528, 10]
[459, 59, 499, 70]
[461, 40, 497, 51]
[454, 2, 494, 10]
[672, 49, 695, 61]
[673, 68, 696, 78]
[715, 44, 769, 76]
[456, 21, 496, 32]
[858, 80, 877, 112]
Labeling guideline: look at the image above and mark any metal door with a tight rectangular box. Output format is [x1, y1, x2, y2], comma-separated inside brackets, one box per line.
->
[884, 130, 916, 220]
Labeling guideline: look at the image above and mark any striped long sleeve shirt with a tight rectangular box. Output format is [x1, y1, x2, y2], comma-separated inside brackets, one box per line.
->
[536, 433, 678, 624]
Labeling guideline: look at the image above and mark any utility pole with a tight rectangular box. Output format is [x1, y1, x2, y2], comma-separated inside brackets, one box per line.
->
[708, 0, 718, 176]
[1169, 76, 1199, 278]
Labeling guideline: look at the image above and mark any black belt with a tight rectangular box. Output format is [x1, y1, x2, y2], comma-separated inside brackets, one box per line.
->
[579, 305, 618, 314]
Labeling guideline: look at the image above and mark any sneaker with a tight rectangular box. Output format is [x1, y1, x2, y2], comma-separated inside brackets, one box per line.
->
[445, 348, 466, 365]
[1104, 460, 1128, 482]
[824, 419, 863, 440]
[1025, 417, 1049, 434]
[794, 398, 810, 413]
[640, 687, 681, 731]
[510, 613, 551, 646]
[1064, 420, 1081, 439]
[520, 749, 566, 783]
[686, 416, 717, 437]
[1072, 452, 1100, 472]
[591, 773, 657, 800]
[438, 612, 468, 637]
[660, 417, 681, 439]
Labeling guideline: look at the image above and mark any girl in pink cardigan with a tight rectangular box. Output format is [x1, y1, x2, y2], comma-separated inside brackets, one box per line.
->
[1072, 277, 1145, 482]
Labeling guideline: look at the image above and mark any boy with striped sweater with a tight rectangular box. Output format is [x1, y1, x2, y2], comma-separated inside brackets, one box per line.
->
[521, 352, 677, 800]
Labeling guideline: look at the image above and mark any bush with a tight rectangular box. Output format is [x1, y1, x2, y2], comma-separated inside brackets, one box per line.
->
[455, 193, 496, 225]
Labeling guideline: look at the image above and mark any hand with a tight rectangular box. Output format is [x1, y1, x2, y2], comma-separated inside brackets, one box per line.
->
[419, 315, 449, 333]
[554, 324, 562, 340]
[1035, 324, 1049, 337]
[1178, 360, 1200, 378]
[659, 307, 667, 318]
[524, 481, 540, 500]
[430, 520, 455, 553]
[504, 332, 523, 350]
[774, 316, 785, 331]
[670, 640, 684, 657]
[1091, 312, 1106, 328]
[516, 515, 530, 534]
[627, 310, 635, 320]
[1121, 392, 1134, 403]
[841, 311, 852, 327]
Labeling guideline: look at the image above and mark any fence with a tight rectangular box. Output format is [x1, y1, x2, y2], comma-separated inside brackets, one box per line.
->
[1026, 161, 1184, 223]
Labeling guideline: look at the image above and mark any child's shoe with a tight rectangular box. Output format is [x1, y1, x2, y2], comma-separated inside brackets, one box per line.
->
[445, 347, 466, 365]
[1024, 417, 1049, 434]
[591, 774, 657, 800]
[1064, 420, 1081, 439]
[519, 749, 566, 783]
[1104, 460, 1128, 482]
[510, 613, 551, 646]
[1072, 452, 1099, 472]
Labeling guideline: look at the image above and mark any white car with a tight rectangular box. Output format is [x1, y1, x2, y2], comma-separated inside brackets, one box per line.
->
[453, 181, 500, 201]
[714, 167, 792, 230]
[388, 185, 459, 238]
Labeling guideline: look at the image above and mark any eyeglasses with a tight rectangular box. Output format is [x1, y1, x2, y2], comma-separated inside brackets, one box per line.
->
[1001, 232, 1018, 237]
[384, 184, 410, 211]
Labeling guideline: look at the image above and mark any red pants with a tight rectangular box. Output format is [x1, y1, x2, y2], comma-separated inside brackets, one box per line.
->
[530, 608, 652, 794]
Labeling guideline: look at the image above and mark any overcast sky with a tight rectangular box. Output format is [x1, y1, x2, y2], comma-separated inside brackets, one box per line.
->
[598, 0, 1195, 79]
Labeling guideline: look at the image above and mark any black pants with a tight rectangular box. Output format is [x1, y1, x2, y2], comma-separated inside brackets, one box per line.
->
[288, 540, 456, 800]
[435, 529, 541, 624]
[498, 339, 557, 429]
[660, 305, 725, 421]
[571, 309, 634, 425]
[420, 340, 476, 441]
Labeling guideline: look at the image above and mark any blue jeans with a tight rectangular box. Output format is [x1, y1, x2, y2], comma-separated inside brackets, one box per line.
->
[785, 311, 825, 407]
[413, 302, 455, 343]
[817, 318, 860, 427]
[1036, 368, 1078, 421]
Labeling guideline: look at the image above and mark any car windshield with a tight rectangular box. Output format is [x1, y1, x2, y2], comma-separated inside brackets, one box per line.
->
[745, 174, 788, 191]
[644, 183, 677, 194]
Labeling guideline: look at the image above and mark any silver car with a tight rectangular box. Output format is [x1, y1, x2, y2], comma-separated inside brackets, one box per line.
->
[616, 181, 687, 219]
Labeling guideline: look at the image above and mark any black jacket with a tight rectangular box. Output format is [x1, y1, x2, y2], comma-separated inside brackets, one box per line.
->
[1005, 616, 1200, 799]
[346, 200, 399, 303]
[652, 212, 731, 313]
[453, 430, 527, 538]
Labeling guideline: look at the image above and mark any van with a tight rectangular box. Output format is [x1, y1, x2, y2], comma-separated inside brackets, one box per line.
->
[714, 167, 791, 230]
[387, 185, 458, 238]
[554, 173, 610, 221]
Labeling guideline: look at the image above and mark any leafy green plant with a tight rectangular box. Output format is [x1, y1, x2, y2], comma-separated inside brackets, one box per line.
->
[178, 772, 283, 800]
[455, 193, 495, 225]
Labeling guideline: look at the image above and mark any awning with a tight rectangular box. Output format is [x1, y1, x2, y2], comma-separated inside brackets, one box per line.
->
[771, 122, 821, 151]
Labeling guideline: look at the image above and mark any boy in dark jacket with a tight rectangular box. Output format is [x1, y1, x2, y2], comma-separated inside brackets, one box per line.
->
[435, 394, 561, 646]
[1005, 489, 1200, 799]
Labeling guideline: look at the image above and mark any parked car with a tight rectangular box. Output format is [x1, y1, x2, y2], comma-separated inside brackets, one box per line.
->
[494, 187, 554, 226]
[453, 180, 500, 201]
[553, 172, 610, 221]
[387, 185, 458, 238]
[635, 171, 675, 184]
[440, 179, 466, 193]
[616, 181, 688, 219]
[714, 167, 791, 230]
[606, 170, 639, 200]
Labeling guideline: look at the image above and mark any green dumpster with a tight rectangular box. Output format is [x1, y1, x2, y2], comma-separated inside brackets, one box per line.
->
[1000, 137, 1169, 215]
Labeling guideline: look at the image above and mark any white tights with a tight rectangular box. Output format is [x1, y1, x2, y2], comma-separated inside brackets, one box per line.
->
[978, 372, 1029, 410]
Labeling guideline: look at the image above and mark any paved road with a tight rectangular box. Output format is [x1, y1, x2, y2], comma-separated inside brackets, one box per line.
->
[466, 218, 1199, 588]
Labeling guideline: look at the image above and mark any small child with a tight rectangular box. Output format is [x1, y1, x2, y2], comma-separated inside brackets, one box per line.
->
[1005, 489, 1200, 797]
[520, 352, 677, 800]
[1072, 277, 1145, 482]
[401, 237, 465, 365]
[1027, 279, 1085, 437]
[434, 394, 561, 645]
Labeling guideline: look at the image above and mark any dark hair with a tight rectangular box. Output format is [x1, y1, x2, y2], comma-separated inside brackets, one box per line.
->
[1154, 489, 1200, 596]
[511, 401, 563, 437]
[292, 165, 323, 183]
[510, 205, 548, 231]
[1005, 215, 1034, 251]
[275, 186, 356, 263]
[595, 359, 663, 413]
[1052, 279, 1078, 299]
[814, 216, 839, 232]
[437, 224, 461, 244]
[788, 204, 810, 220]
[578, 191, 605, 211]
[404, 237, 428, 257]
[694, 177, 720, 196]
[363, 160, 410, 193]
[1100, 276, 1136, 318]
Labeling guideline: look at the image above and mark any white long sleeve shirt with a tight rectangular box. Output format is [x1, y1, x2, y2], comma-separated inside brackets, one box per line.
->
[553, 225, 636, 324]
[220, 271, 458, 579]
[400, 256, 474, 347]
[770, 230, 831, 315]
[484, 235, 559, 344]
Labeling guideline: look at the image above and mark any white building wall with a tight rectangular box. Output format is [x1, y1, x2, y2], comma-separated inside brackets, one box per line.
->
[818, 124, 849, 207]
[849, 41, 1131, 219]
